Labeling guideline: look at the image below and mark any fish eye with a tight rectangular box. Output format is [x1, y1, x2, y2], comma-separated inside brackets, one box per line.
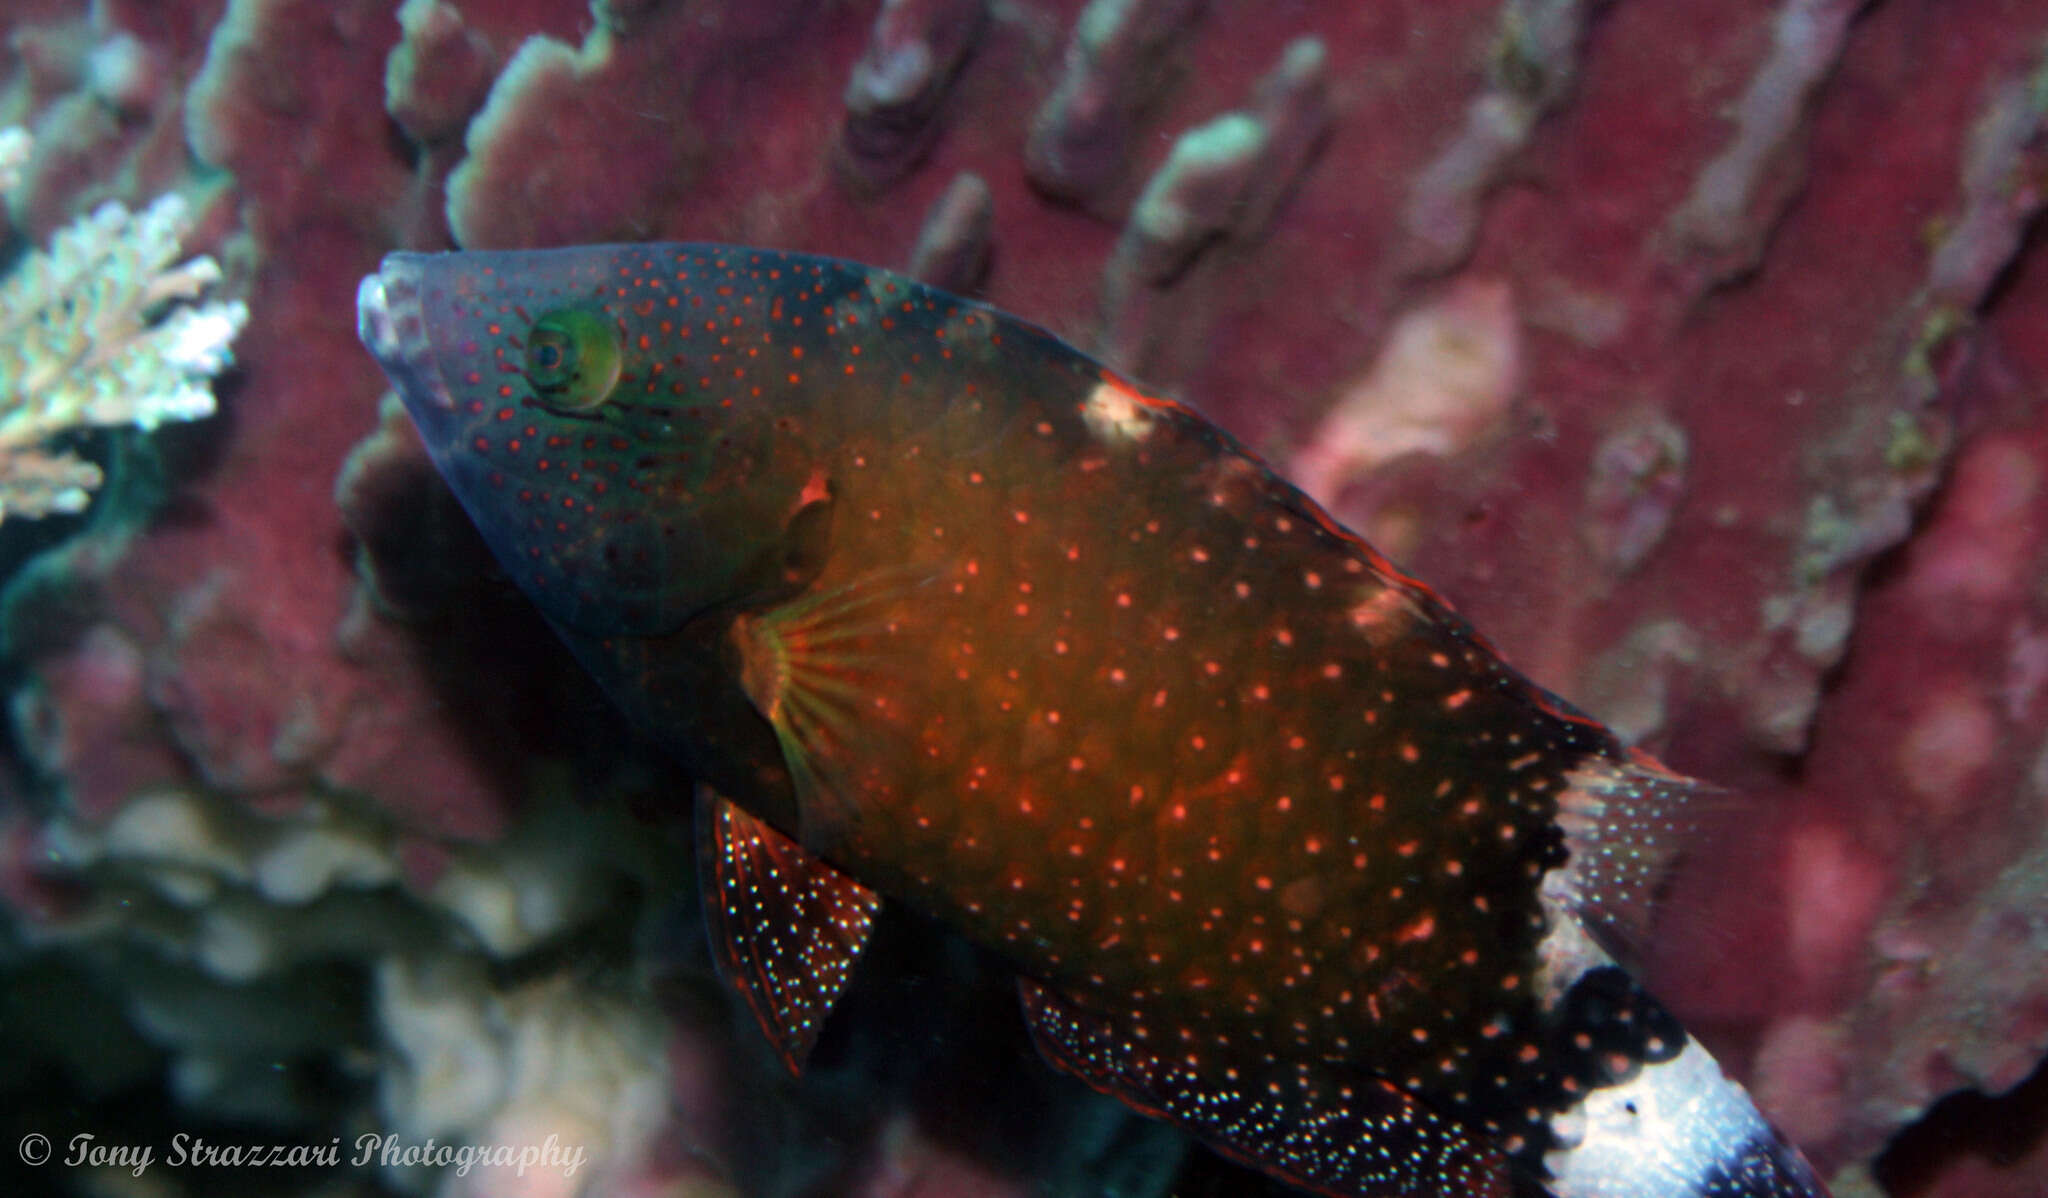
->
[524, 308, 621, 411]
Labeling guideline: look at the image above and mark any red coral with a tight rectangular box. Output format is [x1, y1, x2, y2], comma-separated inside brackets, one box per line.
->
[6, 0, 2048, 1192]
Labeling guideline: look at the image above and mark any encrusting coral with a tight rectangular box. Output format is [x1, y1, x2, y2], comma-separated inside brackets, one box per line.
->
[4, 1, 2048, 1196]
[0, 127, 245, 523]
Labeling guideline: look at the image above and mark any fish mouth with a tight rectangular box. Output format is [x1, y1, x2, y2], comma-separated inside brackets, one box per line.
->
[356, 254, 452, 413]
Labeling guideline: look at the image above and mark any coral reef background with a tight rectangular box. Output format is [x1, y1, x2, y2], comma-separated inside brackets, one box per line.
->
[2, 0, 2046, 1196]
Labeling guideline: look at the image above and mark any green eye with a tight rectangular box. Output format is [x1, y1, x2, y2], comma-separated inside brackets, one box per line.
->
[525, 308, 621, 411]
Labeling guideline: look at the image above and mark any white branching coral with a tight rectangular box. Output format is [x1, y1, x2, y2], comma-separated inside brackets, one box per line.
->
[0, 126, 27, 195]
[0, 132, 247, 524]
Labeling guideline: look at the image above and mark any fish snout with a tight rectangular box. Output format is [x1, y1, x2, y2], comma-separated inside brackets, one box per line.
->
[356, 254, 453, 415]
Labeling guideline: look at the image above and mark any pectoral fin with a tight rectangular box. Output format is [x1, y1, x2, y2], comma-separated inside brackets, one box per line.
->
[697, 789, 881, 1074]
[1017, 980, 1510, 1198]
[729, 565, 936, 850]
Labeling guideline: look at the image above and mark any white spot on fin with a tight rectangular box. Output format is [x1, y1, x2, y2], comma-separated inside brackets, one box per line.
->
[1084, 377, 1158, 445]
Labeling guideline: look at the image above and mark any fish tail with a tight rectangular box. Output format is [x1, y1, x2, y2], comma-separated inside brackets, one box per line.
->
[1529, 862, 1830, 1198]
[1541, 1016, 1831, 1198]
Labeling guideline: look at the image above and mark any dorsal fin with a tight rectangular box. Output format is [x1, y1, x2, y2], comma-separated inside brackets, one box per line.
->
[696, 788, 881, 1074]
[1554, 754, 1711, 967]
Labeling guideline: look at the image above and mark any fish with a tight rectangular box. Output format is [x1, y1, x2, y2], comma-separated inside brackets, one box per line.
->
[357, 243, 1832, 1198]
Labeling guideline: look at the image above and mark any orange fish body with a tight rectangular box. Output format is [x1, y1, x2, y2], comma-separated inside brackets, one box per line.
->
[360, 245, 1830, 1198]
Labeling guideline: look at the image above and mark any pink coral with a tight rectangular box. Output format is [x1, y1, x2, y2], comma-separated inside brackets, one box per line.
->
[3, 0, 2048, 1194]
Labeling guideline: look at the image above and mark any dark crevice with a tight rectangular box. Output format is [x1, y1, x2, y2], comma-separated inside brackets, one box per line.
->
[1875, 1050, 2048, 1196]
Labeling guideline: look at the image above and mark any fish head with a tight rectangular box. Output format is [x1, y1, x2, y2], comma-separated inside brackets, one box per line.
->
[357, 247, 832, 636]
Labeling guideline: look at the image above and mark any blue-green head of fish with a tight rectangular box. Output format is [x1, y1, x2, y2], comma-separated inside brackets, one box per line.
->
[355, 245, 849, 635]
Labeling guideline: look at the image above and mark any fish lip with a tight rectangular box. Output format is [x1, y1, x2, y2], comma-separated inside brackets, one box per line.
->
[356, 253, 452, 413]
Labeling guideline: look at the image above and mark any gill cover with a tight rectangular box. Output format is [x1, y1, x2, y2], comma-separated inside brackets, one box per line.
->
[356, 247, 826, 636]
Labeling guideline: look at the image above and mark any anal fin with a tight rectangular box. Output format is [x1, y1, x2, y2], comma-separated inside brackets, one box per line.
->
[697, 788, 881, 1075]
[1017, 980, 1511, 1198]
